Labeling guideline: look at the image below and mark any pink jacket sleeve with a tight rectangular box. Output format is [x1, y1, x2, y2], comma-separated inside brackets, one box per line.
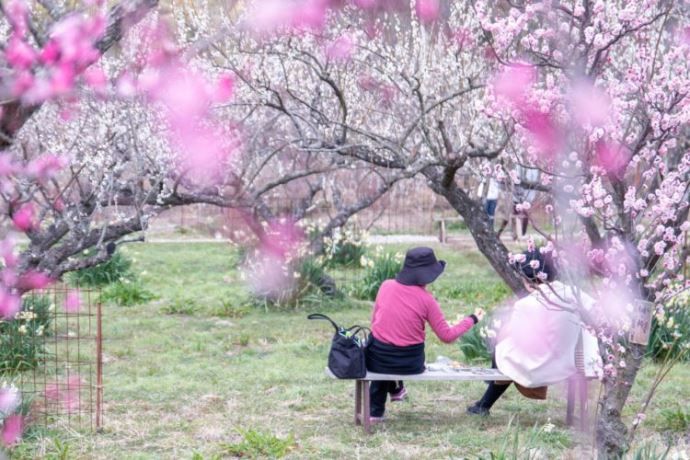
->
[426, 296, 476, 343]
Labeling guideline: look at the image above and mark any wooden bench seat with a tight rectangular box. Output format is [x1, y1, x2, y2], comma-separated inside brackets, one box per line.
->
[326, 367, 590, 433]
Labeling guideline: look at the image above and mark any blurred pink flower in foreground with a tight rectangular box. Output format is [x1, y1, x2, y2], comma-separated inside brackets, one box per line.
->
[214, 74, 235, 103]
[569, 80, 612, 127]
[0, 387, 20, 416]
[353, 0, 377, 9]
[243, 219, 305, 299]
[0, 288, 21, 319]
[26, 154, 66, 182]
[595, 141, 630, 177]
[1, 414, 23, 447]
[492, 63, 537, 106]
[521, 109, 560, 160]
[12, 203, 37, 232]
[246, 0, 329, 35]
[16, 270, 53, 291]
[415, 0, 440, 24]
[45, 376, 84, 412]
[65, 290, 81, 313]
[326, 34, 355, 62]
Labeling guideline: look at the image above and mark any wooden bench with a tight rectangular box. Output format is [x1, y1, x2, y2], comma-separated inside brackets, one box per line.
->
[326, 367, 590, 433]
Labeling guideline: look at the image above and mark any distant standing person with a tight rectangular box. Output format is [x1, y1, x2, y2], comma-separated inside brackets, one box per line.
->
[478, 178, 501, 228]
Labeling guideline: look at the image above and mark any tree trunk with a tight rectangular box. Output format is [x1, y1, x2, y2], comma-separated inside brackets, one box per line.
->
[423, 168, 526, 296]
[596, 334, 646, 458]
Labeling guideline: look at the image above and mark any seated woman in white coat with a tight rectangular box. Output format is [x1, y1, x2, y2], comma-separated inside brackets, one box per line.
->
[467, 249, 600, 416]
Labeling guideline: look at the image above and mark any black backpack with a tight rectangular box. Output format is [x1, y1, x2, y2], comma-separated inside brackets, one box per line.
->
[308, 313, 370, 379]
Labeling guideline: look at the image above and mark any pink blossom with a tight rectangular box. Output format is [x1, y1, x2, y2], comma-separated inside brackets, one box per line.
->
[26, 154, 65, 181]
[1, 414, 23, 447]
[39, 40, 61, 65]
[569, 80, 611, 127]
[515, 201, 531, 212]
[51, 63, 76, 95]
[115, 72, 136, 97]
[6, 36, 37, 70]
[521, 109, 560, 159]
[6, 0, 29, 35]
[492, 63, 536, 106]
[292, 0, 329, 31]
[16, 271, 53, 290]
[654, 241, 666, 256]
[148, 66, 212, 122]
[0, 156, 16, 177]
[680, 26, 690, 46]
[0, 287, 22, 319]
[83, 66, 108, 92]
[0, 240, 18, 269]
[451, 28, 473, 49]
[12, 203, 37, 232]
[326, 34, 355, 62]
[246, 0, 328, 35]
[595, 142, 630, 177]
[65, 291, 81, 313]
[415, 0, 440, 24]
[529, 260, 540, 270]
[603, 363, 617, 379]
[214, 74, 235, 103]
[353, 0, 377, 9]
[12, 71, 35, 97]
[0, 387, 20, 415]
[45, 376, 83, 411]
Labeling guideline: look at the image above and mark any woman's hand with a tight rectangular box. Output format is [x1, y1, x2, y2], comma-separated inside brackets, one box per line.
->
[474, 308, 486, 322]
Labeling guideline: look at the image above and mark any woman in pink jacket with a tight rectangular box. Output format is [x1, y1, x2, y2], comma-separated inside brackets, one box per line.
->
[366, 247, 484, 422]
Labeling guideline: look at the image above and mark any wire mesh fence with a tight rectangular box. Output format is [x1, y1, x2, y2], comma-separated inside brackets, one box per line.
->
[2, 286, 103, 433]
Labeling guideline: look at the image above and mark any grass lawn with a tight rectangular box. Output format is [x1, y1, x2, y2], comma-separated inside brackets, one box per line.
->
[8, 242, 690, 459]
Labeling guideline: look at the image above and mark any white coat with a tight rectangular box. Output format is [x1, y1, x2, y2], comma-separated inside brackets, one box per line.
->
[495, 281, 601, 388]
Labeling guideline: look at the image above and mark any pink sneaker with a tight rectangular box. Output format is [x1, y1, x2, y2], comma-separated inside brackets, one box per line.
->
[390, 387, 407, 402]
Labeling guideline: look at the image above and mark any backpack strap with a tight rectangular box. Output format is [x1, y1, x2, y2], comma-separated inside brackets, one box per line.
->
[307, 313, 341, 333]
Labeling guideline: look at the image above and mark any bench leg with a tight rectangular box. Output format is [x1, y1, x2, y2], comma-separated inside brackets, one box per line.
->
[354, 380, 362, 426]
[566, 377, 576, 427]
[362, 381, 371, 434]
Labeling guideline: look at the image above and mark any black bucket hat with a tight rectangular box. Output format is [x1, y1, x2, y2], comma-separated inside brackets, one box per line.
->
[516, 249, 557, 282]
[396, 247, 446, 286]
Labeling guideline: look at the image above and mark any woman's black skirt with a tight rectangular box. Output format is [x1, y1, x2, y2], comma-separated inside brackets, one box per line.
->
[365, 335, 425, 375]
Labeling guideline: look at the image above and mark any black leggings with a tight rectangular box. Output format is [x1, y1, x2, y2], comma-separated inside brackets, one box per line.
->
[366, 336, 425, 417]
[476, 357, 511, 410]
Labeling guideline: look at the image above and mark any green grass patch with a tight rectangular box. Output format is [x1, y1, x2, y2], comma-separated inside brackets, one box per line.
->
[7, 242, 690, 459]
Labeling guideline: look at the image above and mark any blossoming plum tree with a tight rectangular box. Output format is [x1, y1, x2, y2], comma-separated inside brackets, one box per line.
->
[201, 0, 689, 456]
[1, 0, 689, 457]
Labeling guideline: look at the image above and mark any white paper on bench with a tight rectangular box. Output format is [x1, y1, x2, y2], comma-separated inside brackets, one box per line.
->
[325, 367, 512, 382]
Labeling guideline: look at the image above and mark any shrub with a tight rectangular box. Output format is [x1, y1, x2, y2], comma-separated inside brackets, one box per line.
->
[458, 325, 492, 363]
[213, 300, 251, 318]
[222, 429, 295, 458]
[647, 288, 690, 362]
[323, 226, 368, 268]
[0, 296, 53, 373]
[161, 298, 198, 315]
[68, 251, 133, 287]
[249, 256, 344, 311]
[99, 280, 156, 307]
[353, 251, 403, 301]
[658, 405, 690, 432]
[19, 295, 53, 337]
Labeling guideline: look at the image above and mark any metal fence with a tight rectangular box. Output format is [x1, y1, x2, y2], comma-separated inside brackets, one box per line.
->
[4, 286, 104, 433]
